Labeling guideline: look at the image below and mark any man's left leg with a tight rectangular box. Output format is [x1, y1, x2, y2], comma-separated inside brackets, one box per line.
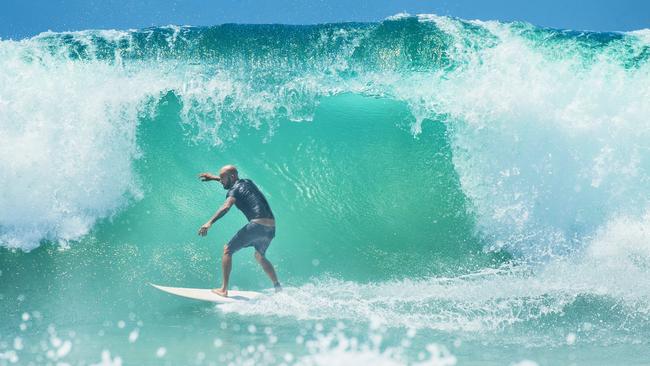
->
[254, 251, 281, 292]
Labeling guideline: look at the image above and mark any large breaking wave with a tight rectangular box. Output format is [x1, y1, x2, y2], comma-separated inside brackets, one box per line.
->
[1, 14, 649, 274]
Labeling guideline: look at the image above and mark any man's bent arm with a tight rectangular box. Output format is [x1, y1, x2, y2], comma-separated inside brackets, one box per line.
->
[207, 197, 236, 224]
[198, 197, 236, 236]
[198, 197, 237, 236]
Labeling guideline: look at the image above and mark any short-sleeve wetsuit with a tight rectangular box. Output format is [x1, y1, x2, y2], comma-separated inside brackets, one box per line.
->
[224, 179, 276, 256]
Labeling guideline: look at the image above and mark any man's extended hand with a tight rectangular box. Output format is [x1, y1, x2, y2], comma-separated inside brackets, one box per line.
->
[198, 222, 212, 236]
[198, 173, 220, 182]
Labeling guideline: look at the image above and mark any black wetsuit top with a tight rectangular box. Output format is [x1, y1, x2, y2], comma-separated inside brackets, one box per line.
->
[226, 179, 274, 221]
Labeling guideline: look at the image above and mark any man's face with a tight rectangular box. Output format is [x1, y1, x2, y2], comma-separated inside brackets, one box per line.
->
[219, 171, 233, 189]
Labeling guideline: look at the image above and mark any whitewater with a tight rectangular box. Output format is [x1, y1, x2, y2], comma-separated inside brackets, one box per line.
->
[1, 14, 650, 365]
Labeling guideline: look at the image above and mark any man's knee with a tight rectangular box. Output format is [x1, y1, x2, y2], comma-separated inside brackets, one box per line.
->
[254, 251, 264, 262]
[223, 244, 232, 256]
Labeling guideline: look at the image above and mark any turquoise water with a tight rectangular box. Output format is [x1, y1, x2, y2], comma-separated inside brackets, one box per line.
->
[1, 14, 650, 365]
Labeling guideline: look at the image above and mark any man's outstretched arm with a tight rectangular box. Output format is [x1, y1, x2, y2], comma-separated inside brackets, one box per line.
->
[198, 197, 236, 236]
[198, 172, 220, 182]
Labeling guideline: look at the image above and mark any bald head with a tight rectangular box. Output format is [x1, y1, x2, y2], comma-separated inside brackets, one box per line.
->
[219, 164, 238, 176]
[218, 165, 239, 189]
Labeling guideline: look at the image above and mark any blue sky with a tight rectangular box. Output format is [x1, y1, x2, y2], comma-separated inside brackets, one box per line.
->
[2, 0, 649, 40]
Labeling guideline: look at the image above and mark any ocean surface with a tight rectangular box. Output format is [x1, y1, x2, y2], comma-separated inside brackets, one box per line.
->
[2, 14, 650, 365]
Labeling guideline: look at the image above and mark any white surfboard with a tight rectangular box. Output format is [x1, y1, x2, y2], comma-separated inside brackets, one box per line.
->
[149, 283, 263, 303]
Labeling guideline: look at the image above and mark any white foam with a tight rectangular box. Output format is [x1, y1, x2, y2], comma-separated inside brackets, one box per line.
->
[156, 347, 166, 358]
[127, 329, 139, 343]
[0, 34, 172, 250]
[292, 325, 456, 366]
[385, 13, 412, 21]
[511, 361, 538, 366]
[90, 350, 122, 366]
[218, 250, 650, 340]
[381, 17, 650, 259]
[627, 29, 650, 44]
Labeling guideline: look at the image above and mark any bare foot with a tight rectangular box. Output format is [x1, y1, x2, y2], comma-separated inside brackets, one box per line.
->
[211, 288, 228, 297]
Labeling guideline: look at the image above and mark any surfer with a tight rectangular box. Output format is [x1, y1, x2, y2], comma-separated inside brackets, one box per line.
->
[197, 165, 281, 297]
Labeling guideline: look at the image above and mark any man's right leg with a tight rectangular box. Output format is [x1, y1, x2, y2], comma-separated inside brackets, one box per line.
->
[216, 224, 252, 297]
[213, 244, 232, 297]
